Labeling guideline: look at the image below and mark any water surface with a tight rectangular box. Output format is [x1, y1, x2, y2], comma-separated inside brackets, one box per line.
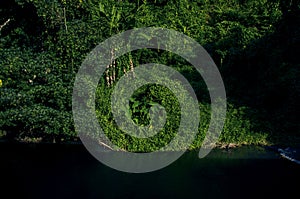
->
[1, 143, 299, 199]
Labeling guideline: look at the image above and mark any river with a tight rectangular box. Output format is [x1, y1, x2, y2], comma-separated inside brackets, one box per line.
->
[1, 143, 299, 199]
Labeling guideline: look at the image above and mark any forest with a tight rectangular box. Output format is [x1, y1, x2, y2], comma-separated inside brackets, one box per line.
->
[0, 0, 299, 151]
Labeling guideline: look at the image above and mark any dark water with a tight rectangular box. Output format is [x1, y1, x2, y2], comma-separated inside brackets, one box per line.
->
[1, 143, 299, 199]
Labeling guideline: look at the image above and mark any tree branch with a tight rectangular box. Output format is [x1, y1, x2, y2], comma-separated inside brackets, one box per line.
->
[0, 19, 11, 31]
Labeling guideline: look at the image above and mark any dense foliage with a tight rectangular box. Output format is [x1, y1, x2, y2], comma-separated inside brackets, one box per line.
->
[0, 0, 299, 149]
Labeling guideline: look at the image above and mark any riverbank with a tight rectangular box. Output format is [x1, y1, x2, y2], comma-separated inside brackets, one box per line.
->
[1, 134, 299, 150]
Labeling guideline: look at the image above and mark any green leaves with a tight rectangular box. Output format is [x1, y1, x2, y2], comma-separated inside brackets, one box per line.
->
[1, 0, 295, 146]
[0, 47, 74, 141]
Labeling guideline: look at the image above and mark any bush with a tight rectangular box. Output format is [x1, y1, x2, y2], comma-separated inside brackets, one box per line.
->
[0, 48, 75, 141]
[0, 0, 298, 147]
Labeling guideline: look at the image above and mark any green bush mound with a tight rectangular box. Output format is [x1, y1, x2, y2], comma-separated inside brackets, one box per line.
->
[0, 0, 299, 149]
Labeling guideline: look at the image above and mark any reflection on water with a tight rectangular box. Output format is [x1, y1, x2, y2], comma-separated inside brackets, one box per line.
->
[1, 143, 299, 199]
